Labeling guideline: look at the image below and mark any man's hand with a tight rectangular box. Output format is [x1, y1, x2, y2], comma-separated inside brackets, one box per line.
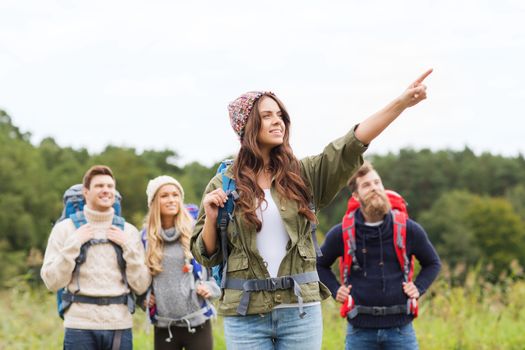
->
[403, 282, 420, 299]
[75, 224, 95, 244]
[336, 285, 352, 303]
[107, 225, 129, 247]
[196, 284, 212, 299]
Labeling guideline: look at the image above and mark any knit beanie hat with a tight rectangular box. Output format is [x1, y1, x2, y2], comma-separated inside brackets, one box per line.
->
[146, 175, 184, 207]
[228, 91, 267, 137]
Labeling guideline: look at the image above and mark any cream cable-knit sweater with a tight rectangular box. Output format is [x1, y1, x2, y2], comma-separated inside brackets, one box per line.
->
[41, 206, 151, 330]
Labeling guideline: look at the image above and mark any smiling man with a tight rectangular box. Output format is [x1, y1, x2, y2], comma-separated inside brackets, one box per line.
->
[41, 165, 151, 350]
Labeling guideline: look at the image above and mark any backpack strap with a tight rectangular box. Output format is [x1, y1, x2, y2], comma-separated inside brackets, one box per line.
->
[110, 215, 128, 290]
[140, 228, 148, 249]
[109, 215, 134, 313]
[60, 290, 134, 318]
[347, 304, 413, 319]
[61, 292, 129, 306]
[340, 210, 358, 286]
[112, 215, 125, 230]
[217, 160, 237, 288]
[70, 211, 88, 293]
[190, 258, 203, 281]
[392, 209, 418, 317]
[225, 271, 320, 318]
[308, 202, 322, 257]
[391, 210, 412, 282]
[338, 209, 359, 318]
[66, 212, 134, 314]
[70, 211, 87, 229]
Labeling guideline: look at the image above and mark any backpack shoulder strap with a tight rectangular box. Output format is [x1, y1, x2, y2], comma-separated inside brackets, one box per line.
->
[218, 160, 237, 224]
[71, 213, 129, 290]
[190, 258, 203, 281]
[112, 215, 125, 231]
[308, 202, 322, 257]
[340, 210, 357, 286]
[70, 211, 87, 229]
[391, 210, 413, 282]
[140, 228, 147, 249]
[391, 209, 418, 317]
[216, 160, 237, 288]
[67, 211, 88, 293]
[109, 215, 128, 286]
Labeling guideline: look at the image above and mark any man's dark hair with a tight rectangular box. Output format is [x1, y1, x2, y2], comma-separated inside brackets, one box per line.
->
[82, 165, 115, 189]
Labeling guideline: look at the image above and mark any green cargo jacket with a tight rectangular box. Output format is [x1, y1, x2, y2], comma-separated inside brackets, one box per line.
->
[190, 127, 367, 316]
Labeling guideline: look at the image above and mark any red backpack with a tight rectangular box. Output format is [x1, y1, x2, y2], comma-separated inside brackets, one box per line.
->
[339, 190, 418, 319]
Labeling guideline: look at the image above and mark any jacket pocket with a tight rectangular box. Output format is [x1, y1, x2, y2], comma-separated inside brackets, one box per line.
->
[297, 243, 316, 261]
[227, 253, 249, 272]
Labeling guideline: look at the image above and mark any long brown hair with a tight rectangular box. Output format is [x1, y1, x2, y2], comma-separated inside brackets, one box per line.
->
[144, 186, 193, 276]
[232, 93, 316, 231]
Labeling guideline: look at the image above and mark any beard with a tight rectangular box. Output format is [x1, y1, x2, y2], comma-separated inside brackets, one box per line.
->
[360, 190, 391, 222]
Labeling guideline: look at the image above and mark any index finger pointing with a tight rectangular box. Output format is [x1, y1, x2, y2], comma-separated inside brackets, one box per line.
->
[412, 68, 433, 85]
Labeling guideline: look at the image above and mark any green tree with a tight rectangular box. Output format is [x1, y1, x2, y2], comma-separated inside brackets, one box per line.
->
[506, 184, 525, 222]
[92, 146, 152, 225]
[0, 111, 52, 250]
[141, 149, 181, 174]
[178, 161, 216, 205]
[418, 191, 481, 268]
[466, 196, 525, 274]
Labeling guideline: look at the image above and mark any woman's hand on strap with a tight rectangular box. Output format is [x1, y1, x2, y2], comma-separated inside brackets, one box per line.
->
[202, 188, 228, 222]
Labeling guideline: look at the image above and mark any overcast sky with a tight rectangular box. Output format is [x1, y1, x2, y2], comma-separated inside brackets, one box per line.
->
[1, 0, 524, 166]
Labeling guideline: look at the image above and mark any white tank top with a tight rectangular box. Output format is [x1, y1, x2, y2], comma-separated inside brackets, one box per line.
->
[256, 189, 290, 278]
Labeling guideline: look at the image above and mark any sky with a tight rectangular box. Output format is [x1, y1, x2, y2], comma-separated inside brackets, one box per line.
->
[1, 0, 524, 166]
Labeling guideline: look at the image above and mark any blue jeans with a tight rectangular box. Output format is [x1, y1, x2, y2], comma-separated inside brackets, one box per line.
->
[345, 323, 418, 350]
[223, 304, 323, 350]
[63, 328, 132, 350]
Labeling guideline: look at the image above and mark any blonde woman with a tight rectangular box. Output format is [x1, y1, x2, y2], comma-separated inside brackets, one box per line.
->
[142, 176, 220, 350]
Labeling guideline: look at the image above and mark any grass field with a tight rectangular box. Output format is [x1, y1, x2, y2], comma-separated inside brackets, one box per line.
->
[2, 265, 524, 349]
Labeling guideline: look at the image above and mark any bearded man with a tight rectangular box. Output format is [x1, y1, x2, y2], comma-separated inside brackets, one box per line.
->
[316, 161, 441, 350]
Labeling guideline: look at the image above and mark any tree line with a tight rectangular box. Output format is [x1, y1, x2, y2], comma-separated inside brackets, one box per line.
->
[1, 109, 524, 284]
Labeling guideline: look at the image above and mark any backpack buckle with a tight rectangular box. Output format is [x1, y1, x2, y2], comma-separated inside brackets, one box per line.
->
[264, 277, 290, 291]
[266, 278, 278, 290]
[372, 306, 386, 316]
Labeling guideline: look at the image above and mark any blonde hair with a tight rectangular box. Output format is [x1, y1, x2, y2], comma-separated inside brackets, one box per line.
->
[144, 186, 194, 276]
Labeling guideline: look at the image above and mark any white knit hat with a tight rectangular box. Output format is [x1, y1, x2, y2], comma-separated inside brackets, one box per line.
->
[146, 175, 184, 207]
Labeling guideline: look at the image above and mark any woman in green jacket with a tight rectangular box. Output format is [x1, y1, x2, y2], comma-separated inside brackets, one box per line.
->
[191, 69, 433, 350]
